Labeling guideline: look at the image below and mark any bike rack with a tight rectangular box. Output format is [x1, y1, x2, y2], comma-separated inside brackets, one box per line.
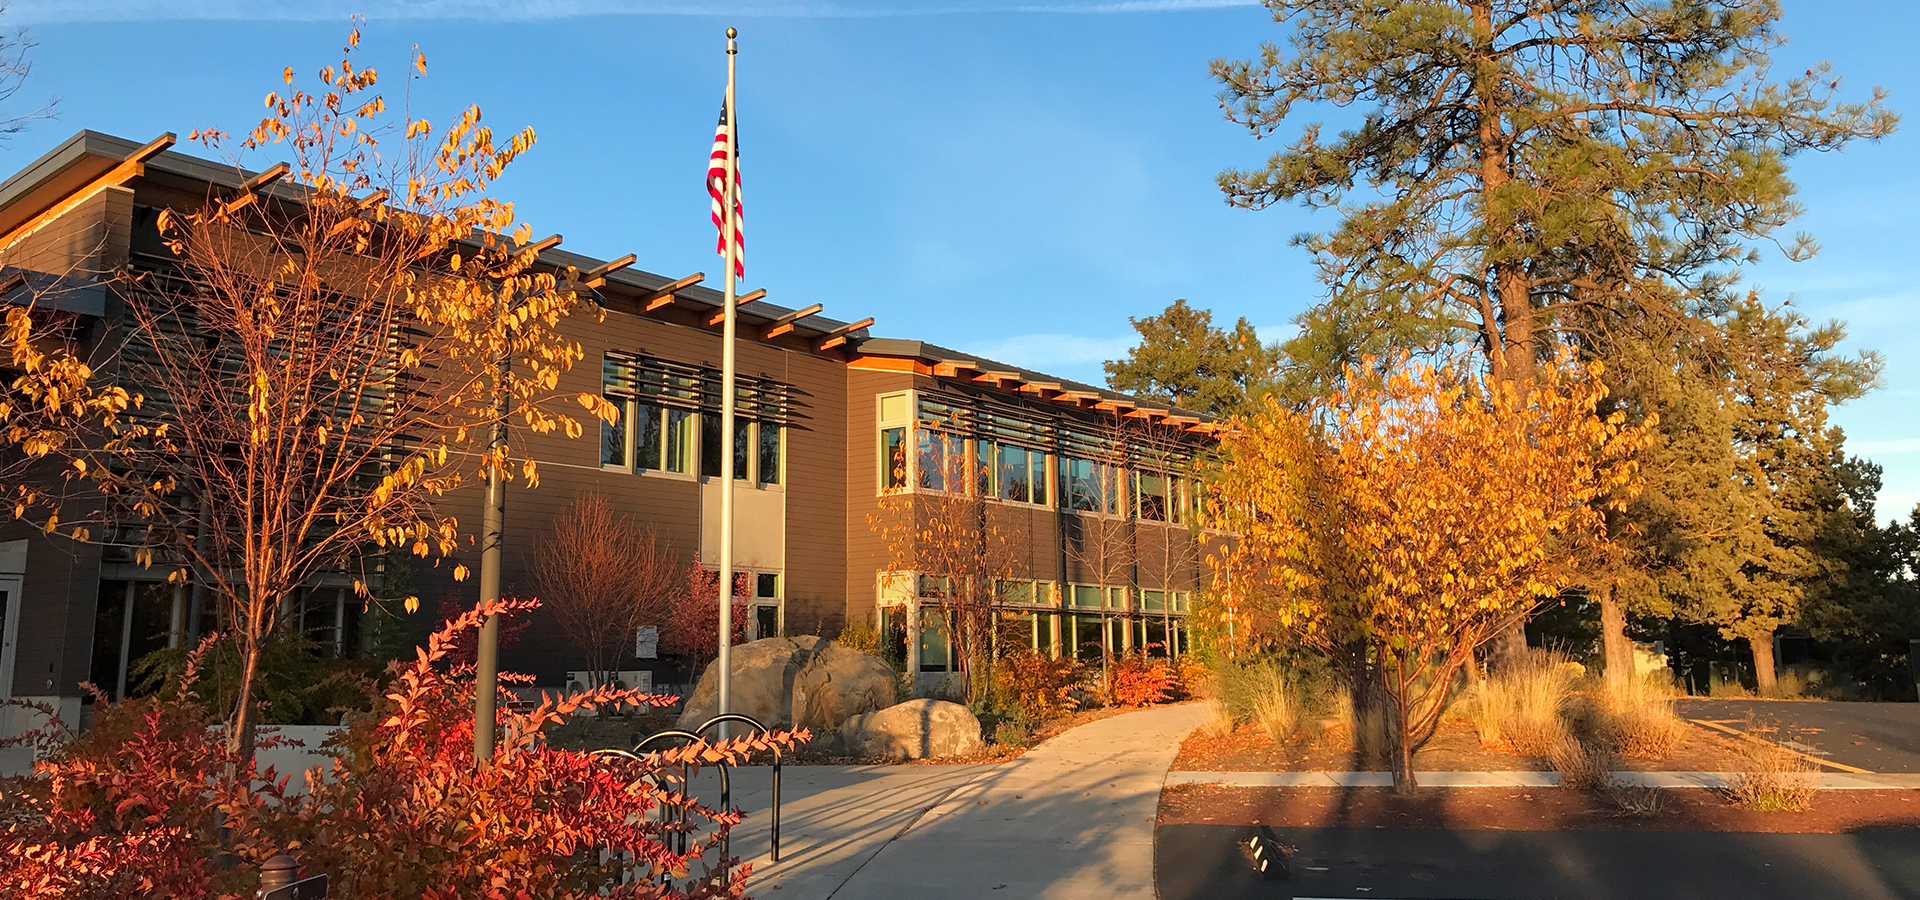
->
[593, 713, 784, 890]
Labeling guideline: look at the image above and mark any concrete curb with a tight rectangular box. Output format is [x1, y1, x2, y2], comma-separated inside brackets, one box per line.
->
[1164, 770, 1920, 789]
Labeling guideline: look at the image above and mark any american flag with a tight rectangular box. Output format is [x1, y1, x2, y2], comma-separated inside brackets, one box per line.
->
[708, 100, 743, 277]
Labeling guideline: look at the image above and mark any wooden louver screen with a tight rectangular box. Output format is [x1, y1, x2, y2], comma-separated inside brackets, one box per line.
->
[602, 350, 798, 425]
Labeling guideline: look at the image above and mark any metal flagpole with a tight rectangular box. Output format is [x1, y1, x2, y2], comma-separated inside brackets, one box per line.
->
[716, 25, 740, 734]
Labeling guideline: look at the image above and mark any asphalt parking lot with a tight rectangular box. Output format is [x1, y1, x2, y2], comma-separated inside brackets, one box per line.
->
[1675, 699, 1920, 772]
[1155, 822, 1920, 900]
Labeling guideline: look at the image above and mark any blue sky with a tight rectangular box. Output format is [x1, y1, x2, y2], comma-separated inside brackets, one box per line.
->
[5, 0, 1916, 520]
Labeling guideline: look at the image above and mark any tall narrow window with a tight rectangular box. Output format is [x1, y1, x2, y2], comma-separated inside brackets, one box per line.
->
[997, 443, 1030, 504]
[881, 427, 907, 492]
[1137, 471, 1167, 522]
[633, 402, 662, 470]
[734, 419, 751, 481]
[701, 414, 721, 479]
[758, 422, 781, 485]
[974, 438, 994, 497]
[664, 408, 694, 474]
[600, 396, 628, 467]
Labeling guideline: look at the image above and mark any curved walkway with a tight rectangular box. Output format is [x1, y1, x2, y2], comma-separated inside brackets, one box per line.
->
[717, 702, 1208, 900]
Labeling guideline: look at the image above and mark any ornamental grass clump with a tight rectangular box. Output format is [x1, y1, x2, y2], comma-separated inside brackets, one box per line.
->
[1728, 736, 1820, 812]
[1466, 650, 1580, 755]
[1595, 676, 1688, 759]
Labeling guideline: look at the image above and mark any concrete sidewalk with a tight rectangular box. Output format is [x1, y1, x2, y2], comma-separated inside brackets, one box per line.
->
[713, 703, 1208, 900]
[1164, 769, 1920, 789]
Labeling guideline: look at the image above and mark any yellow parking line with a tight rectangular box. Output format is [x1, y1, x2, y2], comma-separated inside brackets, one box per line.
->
[1686, 718, 1874, 775]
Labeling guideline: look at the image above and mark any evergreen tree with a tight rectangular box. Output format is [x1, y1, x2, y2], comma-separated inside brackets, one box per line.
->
[1104, 299, 1281, 416]
[1216, 0, 1894, 656]
[1215, 0, 1895, 393]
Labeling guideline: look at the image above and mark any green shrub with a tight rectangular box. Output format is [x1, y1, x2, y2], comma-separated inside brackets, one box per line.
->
[992, 719, 1032, 748]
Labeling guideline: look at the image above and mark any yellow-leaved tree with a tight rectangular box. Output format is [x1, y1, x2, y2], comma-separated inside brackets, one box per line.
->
[1202, 358, 1649, 792]
[1, 32, 614, 762]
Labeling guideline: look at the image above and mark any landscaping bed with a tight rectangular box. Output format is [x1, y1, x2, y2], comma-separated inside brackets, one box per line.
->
[1172, 714, 1752, 773]
[1158, 782, 1920, 833]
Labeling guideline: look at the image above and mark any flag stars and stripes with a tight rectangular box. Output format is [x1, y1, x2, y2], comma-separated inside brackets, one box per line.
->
[708, 101, 743, 277]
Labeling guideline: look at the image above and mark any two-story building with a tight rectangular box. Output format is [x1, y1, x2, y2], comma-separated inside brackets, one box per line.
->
[0, 130, 1218, 721]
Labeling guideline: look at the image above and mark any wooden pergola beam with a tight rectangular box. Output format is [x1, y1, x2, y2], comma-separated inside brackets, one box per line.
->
[972, 370, 1023, 386]
[762, 302, 823, 339]
[1020, 381, 1063, 397]
[1, 132, 175, 251]
[583, 253, 636, 289]
[217, 161, 290, 216]
[933, 360, 981, 378]
[641, 272, 705, 311]
[705, 288, 768, 325]
[524, 233, 563, 256]
[815, 316, 874, 351]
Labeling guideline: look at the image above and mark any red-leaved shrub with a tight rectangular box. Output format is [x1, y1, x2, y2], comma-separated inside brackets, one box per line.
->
[1109, 653, 1179, 708]
[0, 597, 805, 900]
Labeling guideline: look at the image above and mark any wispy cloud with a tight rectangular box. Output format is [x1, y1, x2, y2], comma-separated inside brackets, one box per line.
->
[1853, 437, 1920, 457]
[11, 0, 1258, 23]
[957, 332, 1133, 381]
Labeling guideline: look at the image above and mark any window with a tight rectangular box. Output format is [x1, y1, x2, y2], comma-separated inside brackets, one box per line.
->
[1060, 457, 1121, 515]
[758, 421, 781, 485]
[881, 427, 907, 492]
[1070, 584, 1103, 609]
[664, 409, 694, 473]
[1071, 615, 1104, 662]
[633, 403, 661, 469]
[601, 395, 628, 467]
[997, 578, 1054, 607]
[916, 429, 963, 492]
[701, 416, 758, 481]
[1137, 471, 1167, 522]
[1140, 589, 1166, 611]
[919, 611, 951, 673]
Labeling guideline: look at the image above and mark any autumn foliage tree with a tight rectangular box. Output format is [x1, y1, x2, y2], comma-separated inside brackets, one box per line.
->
[532, 493, 683, 690]
[1203, 359, 1648, 791]
[1, 34, 613, 762]
[659, 566, 750, 671]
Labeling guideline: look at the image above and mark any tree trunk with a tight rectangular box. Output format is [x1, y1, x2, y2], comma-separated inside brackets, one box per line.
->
[230, 634, 262, 768]
[1599, 583, 1633, 696]
[1749, 631, 1778, 697]
[1392, 695, 1418, 795]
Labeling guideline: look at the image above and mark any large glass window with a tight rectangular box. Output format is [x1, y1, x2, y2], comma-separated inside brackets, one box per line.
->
[1060, 457, 1121, 515]
[881, 427, 907, 492]
[1140, 589, 1166, 611]
[1070, 584, 1104, 609]
[701, 415, 753, 481]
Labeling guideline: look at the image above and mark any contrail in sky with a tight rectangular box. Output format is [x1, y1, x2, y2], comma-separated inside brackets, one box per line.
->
[11, 0, 1260, 23]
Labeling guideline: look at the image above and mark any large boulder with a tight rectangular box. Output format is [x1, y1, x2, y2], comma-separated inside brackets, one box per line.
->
[833, 699, 985, 760]
[677, 636, 896, 737]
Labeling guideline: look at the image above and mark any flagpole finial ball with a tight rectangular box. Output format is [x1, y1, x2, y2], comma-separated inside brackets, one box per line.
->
[727, 27, 737, 38]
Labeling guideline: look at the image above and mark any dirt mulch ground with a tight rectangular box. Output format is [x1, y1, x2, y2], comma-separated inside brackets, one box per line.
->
[1173, 716, 1750, 772]
[1159, 783, 1920, 834]
[543, 704, 1141, 766]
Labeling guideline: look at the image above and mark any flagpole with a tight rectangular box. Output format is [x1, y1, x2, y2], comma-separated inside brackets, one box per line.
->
[717, 25, 740, 734]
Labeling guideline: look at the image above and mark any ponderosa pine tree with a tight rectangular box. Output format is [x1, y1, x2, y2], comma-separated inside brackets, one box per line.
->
[1215, 0, 1895, 652]
[1104, 299, 1281, 416]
